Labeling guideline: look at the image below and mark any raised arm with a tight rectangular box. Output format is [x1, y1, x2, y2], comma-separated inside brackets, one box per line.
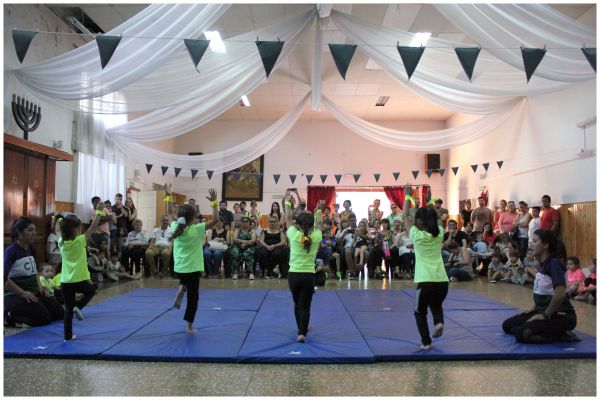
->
[284, 190, 293, 229]
[204, 188, 219, 230]
[402, 184, 414, 232]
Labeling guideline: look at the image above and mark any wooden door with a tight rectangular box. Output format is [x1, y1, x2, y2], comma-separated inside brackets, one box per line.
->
[4, 149, 26, 240]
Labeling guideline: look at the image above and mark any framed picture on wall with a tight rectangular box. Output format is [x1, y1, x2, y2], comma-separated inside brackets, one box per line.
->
[222, 155, 264, 201]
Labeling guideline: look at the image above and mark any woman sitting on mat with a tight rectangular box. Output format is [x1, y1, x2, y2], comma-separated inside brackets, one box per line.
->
[402, 184, 448, 350]
[170, 187, 218, 333]
[284, 189, 324, 343]
[502, 229, 578, 343]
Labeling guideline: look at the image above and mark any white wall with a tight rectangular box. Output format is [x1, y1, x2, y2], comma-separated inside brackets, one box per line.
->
[4, 4, 86, 202]
[445, 80, 596, 215]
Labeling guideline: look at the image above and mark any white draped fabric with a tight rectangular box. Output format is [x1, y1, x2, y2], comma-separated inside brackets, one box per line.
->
[322, 96, 525, 151]
[108, 93, 310, 176]
[12, 4, 229, 101]
[434, 4, 596, 82]
[311, 17, 323, 111]
[106, 10, 315, 140]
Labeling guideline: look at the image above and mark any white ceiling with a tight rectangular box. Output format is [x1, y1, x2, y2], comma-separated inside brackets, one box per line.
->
[56, 3, 596, 123]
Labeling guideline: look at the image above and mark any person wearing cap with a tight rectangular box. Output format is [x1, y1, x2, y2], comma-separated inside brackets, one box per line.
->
[470, 196, 494, 232]
[433, 199, 449, 228]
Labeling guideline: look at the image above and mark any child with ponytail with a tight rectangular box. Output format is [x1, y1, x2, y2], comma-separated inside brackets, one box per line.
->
[284, 189, 323, 343]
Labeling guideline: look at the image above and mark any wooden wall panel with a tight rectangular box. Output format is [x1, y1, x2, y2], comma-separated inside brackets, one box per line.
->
[4, 149, 26, 236]
[55, 201, 74, 213]
[559, 202, 596, 266]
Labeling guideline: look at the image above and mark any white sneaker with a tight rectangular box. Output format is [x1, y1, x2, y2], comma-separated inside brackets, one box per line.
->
[73, 307, 84, 321]
[419, 344, 432, 350]
[64, 334, 77, 342]
[432, 323, 444, 338]
[249, 273, 255, 280]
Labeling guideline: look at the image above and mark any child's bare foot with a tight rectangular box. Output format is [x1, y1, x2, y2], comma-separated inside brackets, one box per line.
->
[186, 324, 198, 333]
[296, 334, 305, 343]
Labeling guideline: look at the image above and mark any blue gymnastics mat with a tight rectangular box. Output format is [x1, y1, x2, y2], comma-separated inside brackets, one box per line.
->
[4, 288, 596, 362]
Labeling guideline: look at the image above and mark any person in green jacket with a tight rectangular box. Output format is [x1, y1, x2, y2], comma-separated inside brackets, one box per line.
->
[170, 188, 218, 333]
[402, 184, 449, 350]
[284, 189, 324, 343]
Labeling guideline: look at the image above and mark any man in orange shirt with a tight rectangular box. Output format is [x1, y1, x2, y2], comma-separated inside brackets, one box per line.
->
[540, 195, 560, 235]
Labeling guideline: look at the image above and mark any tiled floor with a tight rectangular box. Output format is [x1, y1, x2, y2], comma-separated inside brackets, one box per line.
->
[4, 275, 596, 396]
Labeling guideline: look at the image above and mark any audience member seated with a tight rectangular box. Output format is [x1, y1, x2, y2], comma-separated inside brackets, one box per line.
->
[506, 249, 526, 285]
[318, 223, 341, 278]
[575, 258, 596, 304]
[487, 252, 505, 283]
[445, 243, 474, 282]
[566, 256, 586, 298]
[482, 222, 496, 247]
[522, 246, 540, 284]
[218, 201, 234, 226]
[352, 221, 370, 269]
[230, 217, 257, 280]
[203, 218, 228, 279]
[442, 220, 468, 262]
[386, 203, 403, 226]
[473, 231, 493, 274]
[4, 217, 64, 327]
[38, 263, 58, 300]
[336, 217, 357, 280]
[269, 202, 284, 229]
[123, 219, 149, 278]
[222, 222, 235, 278]
[145, 215, 173, 278]
[257, 216, 286, 279]
[389, 218, 404, 279]
[397, 228, 415, 280]
[471, 196, 494, 232]
[368, 218, 392, 279]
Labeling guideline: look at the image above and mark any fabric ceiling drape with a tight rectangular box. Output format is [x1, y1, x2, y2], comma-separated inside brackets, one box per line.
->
[307, 186, 336, 212]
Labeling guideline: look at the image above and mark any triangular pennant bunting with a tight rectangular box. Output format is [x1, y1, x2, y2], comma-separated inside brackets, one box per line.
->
[184, 39, 210, 70]
[12, 30, 37, 63]
[328, 44, 357, 80]
[190, 169, 199, 179]
[397, 46, 425, 80]
[426, 170, 433, 178]
[412, 170, 419, 179]
[521, 47, 546, 83]
[145, 163, 153, 174]
[232, 172, 242, 181]
[439, 168, 446, 177]
[256, 40, 285, 78]
[392, 172, 400, 181]
[161, 166, 168, 176]
[289, 174, 297, 184]
[320, 174, 327, 184]
[334, 174, 342, 184]
[306, 174, 313, 184]
[373, 173, 380, 182]
[482, 162, 490, 172]
[452, 166, 459, 175]
[471, 164, 478, 173]
[454, 47, 481, 81]
[207, 170, 214, 180]
[353, 174, 361, 183]
[496, 161, 504, 170]
[582, 47, 596, 72]
[174, 167, 182, 178]
[273, 174, 281, 184]
[96, 35, 122, 69]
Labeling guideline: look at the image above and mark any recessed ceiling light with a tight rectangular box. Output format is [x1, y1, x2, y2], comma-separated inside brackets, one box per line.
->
[203, 31, 226, 53]
[409, 32, 431, 47]
[240, 95, 251, 107]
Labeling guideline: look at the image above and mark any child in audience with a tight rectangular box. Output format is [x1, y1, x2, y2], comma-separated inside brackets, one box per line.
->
[575, 258, 596, 303]
[47, 215, 62, 267]
[522, 246, 540, 284]
[38, 263, 57, 298]
[473, 232, 493, 274]
[566, 256, 586, 298]
[318, 230, 340, 277]
[445, 243, 474, 282]
[487, 252, 505, 283]
[353, 221, 369, 267]
[505, 249, 525, 285]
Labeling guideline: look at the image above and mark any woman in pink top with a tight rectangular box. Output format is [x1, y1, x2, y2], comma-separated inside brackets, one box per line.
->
[497, 201, 518, 235]
[566, 256, 586, 298]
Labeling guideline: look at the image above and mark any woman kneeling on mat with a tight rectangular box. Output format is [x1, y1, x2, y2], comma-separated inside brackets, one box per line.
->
[171, 188, 218, 333]
[284, 190, 323, 343]
[502, 229, 577, 343]
[403, 184, 448, 350]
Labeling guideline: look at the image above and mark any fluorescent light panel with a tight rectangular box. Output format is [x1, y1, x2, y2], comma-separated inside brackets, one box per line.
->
[240, 95, 251, 107]
[410, 32, 431, 47]
[203, 31, 226, 53]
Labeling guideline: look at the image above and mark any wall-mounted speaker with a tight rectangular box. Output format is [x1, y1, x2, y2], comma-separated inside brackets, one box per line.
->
[425, 153, 441, 171]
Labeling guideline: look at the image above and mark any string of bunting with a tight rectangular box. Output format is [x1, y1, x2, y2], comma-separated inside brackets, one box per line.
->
[143, 161, 506, 181]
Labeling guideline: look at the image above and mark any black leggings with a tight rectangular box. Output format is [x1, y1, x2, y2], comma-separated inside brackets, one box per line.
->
[288, 272, 315, 336]
[4, 293, 64, 327]
[258, 246, 284, 276]
[177, 271, 201, 324]
[61, 280, 96, 340]
[414, 282, 449, 346]
[502, 310, 577, 343]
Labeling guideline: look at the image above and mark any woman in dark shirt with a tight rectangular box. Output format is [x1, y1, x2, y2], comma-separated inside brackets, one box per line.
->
[203, 219, 228, 279]
[257, 215, 286, 278]
[502, 229, 577, 343]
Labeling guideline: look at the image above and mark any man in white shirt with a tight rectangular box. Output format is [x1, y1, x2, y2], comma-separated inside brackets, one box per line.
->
[144, 215, 173, 278]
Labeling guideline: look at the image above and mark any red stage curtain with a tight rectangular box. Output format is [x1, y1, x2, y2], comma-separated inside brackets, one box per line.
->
[307, 186, 336, 212]
[421, 185, 430, 205]
[383, 186, 405, 211]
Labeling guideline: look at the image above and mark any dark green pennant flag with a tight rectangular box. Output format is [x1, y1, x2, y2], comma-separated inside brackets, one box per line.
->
[471, 164, 478, 173]
[145, 163, 153, 174]
[207, 170, 214, 180]
[373, 173, 380, 182]
[439, 168, 446, 177]
[397, 46, 425, 80]
[161, 166, 168, 176]
[328, 44, 357, 80]
[320, 174, 328, 184]
[521, 47, 546, 83]
[289, 174, 297, 184]
[482, 162, 490, 172]
[353, 174, 361, 183]
[191, 169, 199, 179]
[452, 166, 459, 175]
[273, 174, 281, 184]
[412, 170, 419, 179]
[12, 30, 37, 63]
[256, 40, 285, 78]
[174, 167, 182, 178]
[184, 39, 210, 70]
[306, 174, 314, 184]
[496, 161, 504, 170]
[426, 169, 433, 178]
[334, 174, 342, 184]
[392, 172, 400, 181]
[454, 47, 480, 81]
[232, 172, 242, 181]
[582, 47, 596, 72]
[96, 35, 122, 69]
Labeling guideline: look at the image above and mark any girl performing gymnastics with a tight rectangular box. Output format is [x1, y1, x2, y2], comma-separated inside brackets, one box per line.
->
[170, 188, 218, 333]
[284, 189, 324, 343]
[402, 184, 449, 350]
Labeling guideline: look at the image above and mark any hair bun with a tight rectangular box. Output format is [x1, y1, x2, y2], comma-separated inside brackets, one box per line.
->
[177, 217, 187, 225]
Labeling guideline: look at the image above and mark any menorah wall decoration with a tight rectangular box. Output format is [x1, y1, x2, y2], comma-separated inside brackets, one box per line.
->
[12, 94, 41, 140]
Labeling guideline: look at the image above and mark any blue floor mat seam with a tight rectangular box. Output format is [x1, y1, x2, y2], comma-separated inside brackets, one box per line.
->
[233, 289, 270, 363]
[333, 290, 377, 362]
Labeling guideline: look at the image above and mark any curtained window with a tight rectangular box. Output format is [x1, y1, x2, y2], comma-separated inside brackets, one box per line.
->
[383, 186, 405, 211]
[421, 185, 430, 205]
[307, 186, 336, 212]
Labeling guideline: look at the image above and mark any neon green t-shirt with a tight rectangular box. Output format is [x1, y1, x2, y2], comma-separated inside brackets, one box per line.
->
[59, 235, 91, 284]
[410, 225, 448, 283]
[52, 273, 61, 288]
[287, 225, 322, 274]
[171, 221, 205, 273]
[39, 276, 56, 296]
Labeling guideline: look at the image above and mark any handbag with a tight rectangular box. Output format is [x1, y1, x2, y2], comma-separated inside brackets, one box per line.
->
[208, 240, 228, 251]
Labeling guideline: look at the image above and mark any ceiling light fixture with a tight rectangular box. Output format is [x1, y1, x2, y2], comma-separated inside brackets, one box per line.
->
[409, 32, 431, 47]
[203, 31, 226, 53]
